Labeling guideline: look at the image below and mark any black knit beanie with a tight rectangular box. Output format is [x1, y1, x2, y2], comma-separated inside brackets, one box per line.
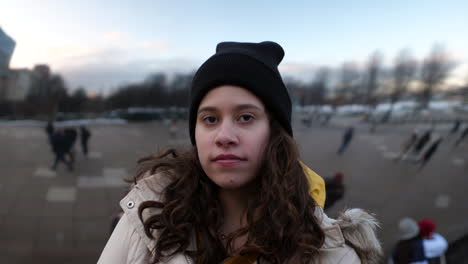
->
[189, 41, 292, 145]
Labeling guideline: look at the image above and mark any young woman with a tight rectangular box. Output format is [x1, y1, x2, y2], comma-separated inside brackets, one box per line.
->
[98, 41, 382, 264]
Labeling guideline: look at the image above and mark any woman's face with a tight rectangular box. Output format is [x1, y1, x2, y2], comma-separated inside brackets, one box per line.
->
[195, 85, 270, 190]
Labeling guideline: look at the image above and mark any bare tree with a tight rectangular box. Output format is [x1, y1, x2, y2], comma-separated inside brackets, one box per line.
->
[284, 78, 305, 106]
[419, 45, 453, 109]
[364, 51, 383, 107]
[305, 67, 329, 105]
[383, 50, 417, 122]
[337, 62, 360, 103]
[27, 73, 68, 118]
[464, 73, 468, 103]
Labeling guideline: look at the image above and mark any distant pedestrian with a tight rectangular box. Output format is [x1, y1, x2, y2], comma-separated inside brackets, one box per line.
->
[397, 131, 419, 161]
[390, 217, 426, 264]
[337, 126, 354, 155]
[80, 126, 91, 156]
[321, 112, 333, 126]
[418, 218, 448, 264]
[419, 137, 443, 169]
[449, 119, 461, 135]
[51, 129, 73, 171]
[453, 126, 468, 148]
[45, 121, 54, 142]
[412, 130, 432, 156]
[64, 127, 78, 163]
[168, 120, 178, 138]
[324, 172, 345, 210]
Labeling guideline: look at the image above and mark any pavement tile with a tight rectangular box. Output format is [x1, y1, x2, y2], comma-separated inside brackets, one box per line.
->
[42, 202, 75, 217]
[46, 187, 77, 202]
[102, 167, 127, 178]
[74, 217, 111, 243]
[37, 216, 73, 246]
[33, 167, 57, 178]
[74, 189, 112, 218]
[451, 158, 465, 166]
[89, 151, 102, 159]
[0, 193, 16, 216]
[0, 251, 34, 264]
[0, 215, 40, 242]
[9, 196, 46, 217]
[435, 194, 451, 208]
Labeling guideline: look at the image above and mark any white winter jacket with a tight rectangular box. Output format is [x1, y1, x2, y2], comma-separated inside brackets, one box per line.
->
[98, 173, 382, 264]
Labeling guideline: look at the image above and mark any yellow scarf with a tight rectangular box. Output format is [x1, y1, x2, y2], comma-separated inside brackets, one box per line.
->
[300, 161, 326, 208]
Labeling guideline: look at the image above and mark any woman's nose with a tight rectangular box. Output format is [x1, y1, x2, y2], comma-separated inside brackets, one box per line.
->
[214, 120, 238, 147]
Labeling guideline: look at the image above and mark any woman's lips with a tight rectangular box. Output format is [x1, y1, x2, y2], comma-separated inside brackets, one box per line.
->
[212, 154, 246, 166]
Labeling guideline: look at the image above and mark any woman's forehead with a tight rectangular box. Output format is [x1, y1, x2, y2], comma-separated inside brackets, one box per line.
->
[198, 85, 265, 110]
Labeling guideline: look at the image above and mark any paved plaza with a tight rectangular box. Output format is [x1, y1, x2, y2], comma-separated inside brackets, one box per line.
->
[0, 118, 467, 263]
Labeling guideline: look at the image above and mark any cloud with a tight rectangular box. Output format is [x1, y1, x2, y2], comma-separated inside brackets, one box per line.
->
[61, 57, 199, 95]
[48, 31, 170, 68]
[100, 31, 126, 43]
[35, 31, 187, 93]
[279, 62, 320, 82]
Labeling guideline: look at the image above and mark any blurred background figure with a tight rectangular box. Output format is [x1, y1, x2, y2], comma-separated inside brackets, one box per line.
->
[64, 127, 78, 163]
[390, 217, 426, 264]
[453, 126, 468, 148]
[80, 125, 91, 157]
[51, 129, 73, 171]
[418, 218, 448, 264]
[411, 129, 432, 158]
[396, 130, 419, 161]
[324, 172, 345, 210]
[449, 119, 461, 135]
[337, 126, 354, 155]
[418, 136, 443, 169]
[169, 119, 178, 138]
[45, 120, 54, 143]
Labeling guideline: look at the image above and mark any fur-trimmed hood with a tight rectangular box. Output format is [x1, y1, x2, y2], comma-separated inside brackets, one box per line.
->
[315, 207, 383, 264]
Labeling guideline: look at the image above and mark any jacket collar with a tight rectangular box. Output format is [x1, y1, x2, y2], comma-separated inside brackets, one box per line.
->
[314, 206, 346, 249]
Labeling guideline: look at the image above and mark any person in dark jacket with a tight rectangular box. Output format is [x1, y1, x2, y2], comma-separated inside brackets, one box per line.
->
[64, 127, 78, 163]
[337, 126, 354, 155]
[324, 172, 345, 210]
[391, 217, 426, 264]
[419, 137, 443, 169]
[453, 126, 468, 148]
[51, 129, 73, 171]
[449, 119, 461, 134]
[412, 130, 432, 156]
[45, 121, 54, 136]
[80, 126, 91, 156]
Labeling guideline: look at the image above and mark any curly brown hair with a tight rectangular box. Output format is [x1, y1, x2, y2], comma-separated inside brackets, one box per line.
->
[135, 119, 325, 264]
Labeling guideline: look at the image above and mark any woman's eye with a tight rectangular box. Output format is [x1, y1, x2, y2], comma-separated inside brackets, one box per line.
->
[203, 116, 217, 124]
[239, 114, 254, 123]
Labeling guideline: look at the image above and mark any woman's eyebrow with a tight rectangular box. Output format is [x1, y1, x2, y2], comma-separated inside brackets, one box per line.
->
[197, 106, 217, 114]
[234, 104, 263, 112]
[198, 104, 264, 115]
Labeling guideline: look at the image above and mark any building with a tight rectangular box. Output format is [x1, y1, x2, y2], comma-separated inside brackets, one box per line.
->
[4, 69, 33, 101]
[0, 27, 16, 100]
[0, 27, 15, 76]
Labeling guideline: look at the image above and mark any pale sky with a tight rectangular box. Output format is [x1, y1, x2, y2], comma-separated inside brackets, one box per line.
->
[1, 0, 467, 94]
